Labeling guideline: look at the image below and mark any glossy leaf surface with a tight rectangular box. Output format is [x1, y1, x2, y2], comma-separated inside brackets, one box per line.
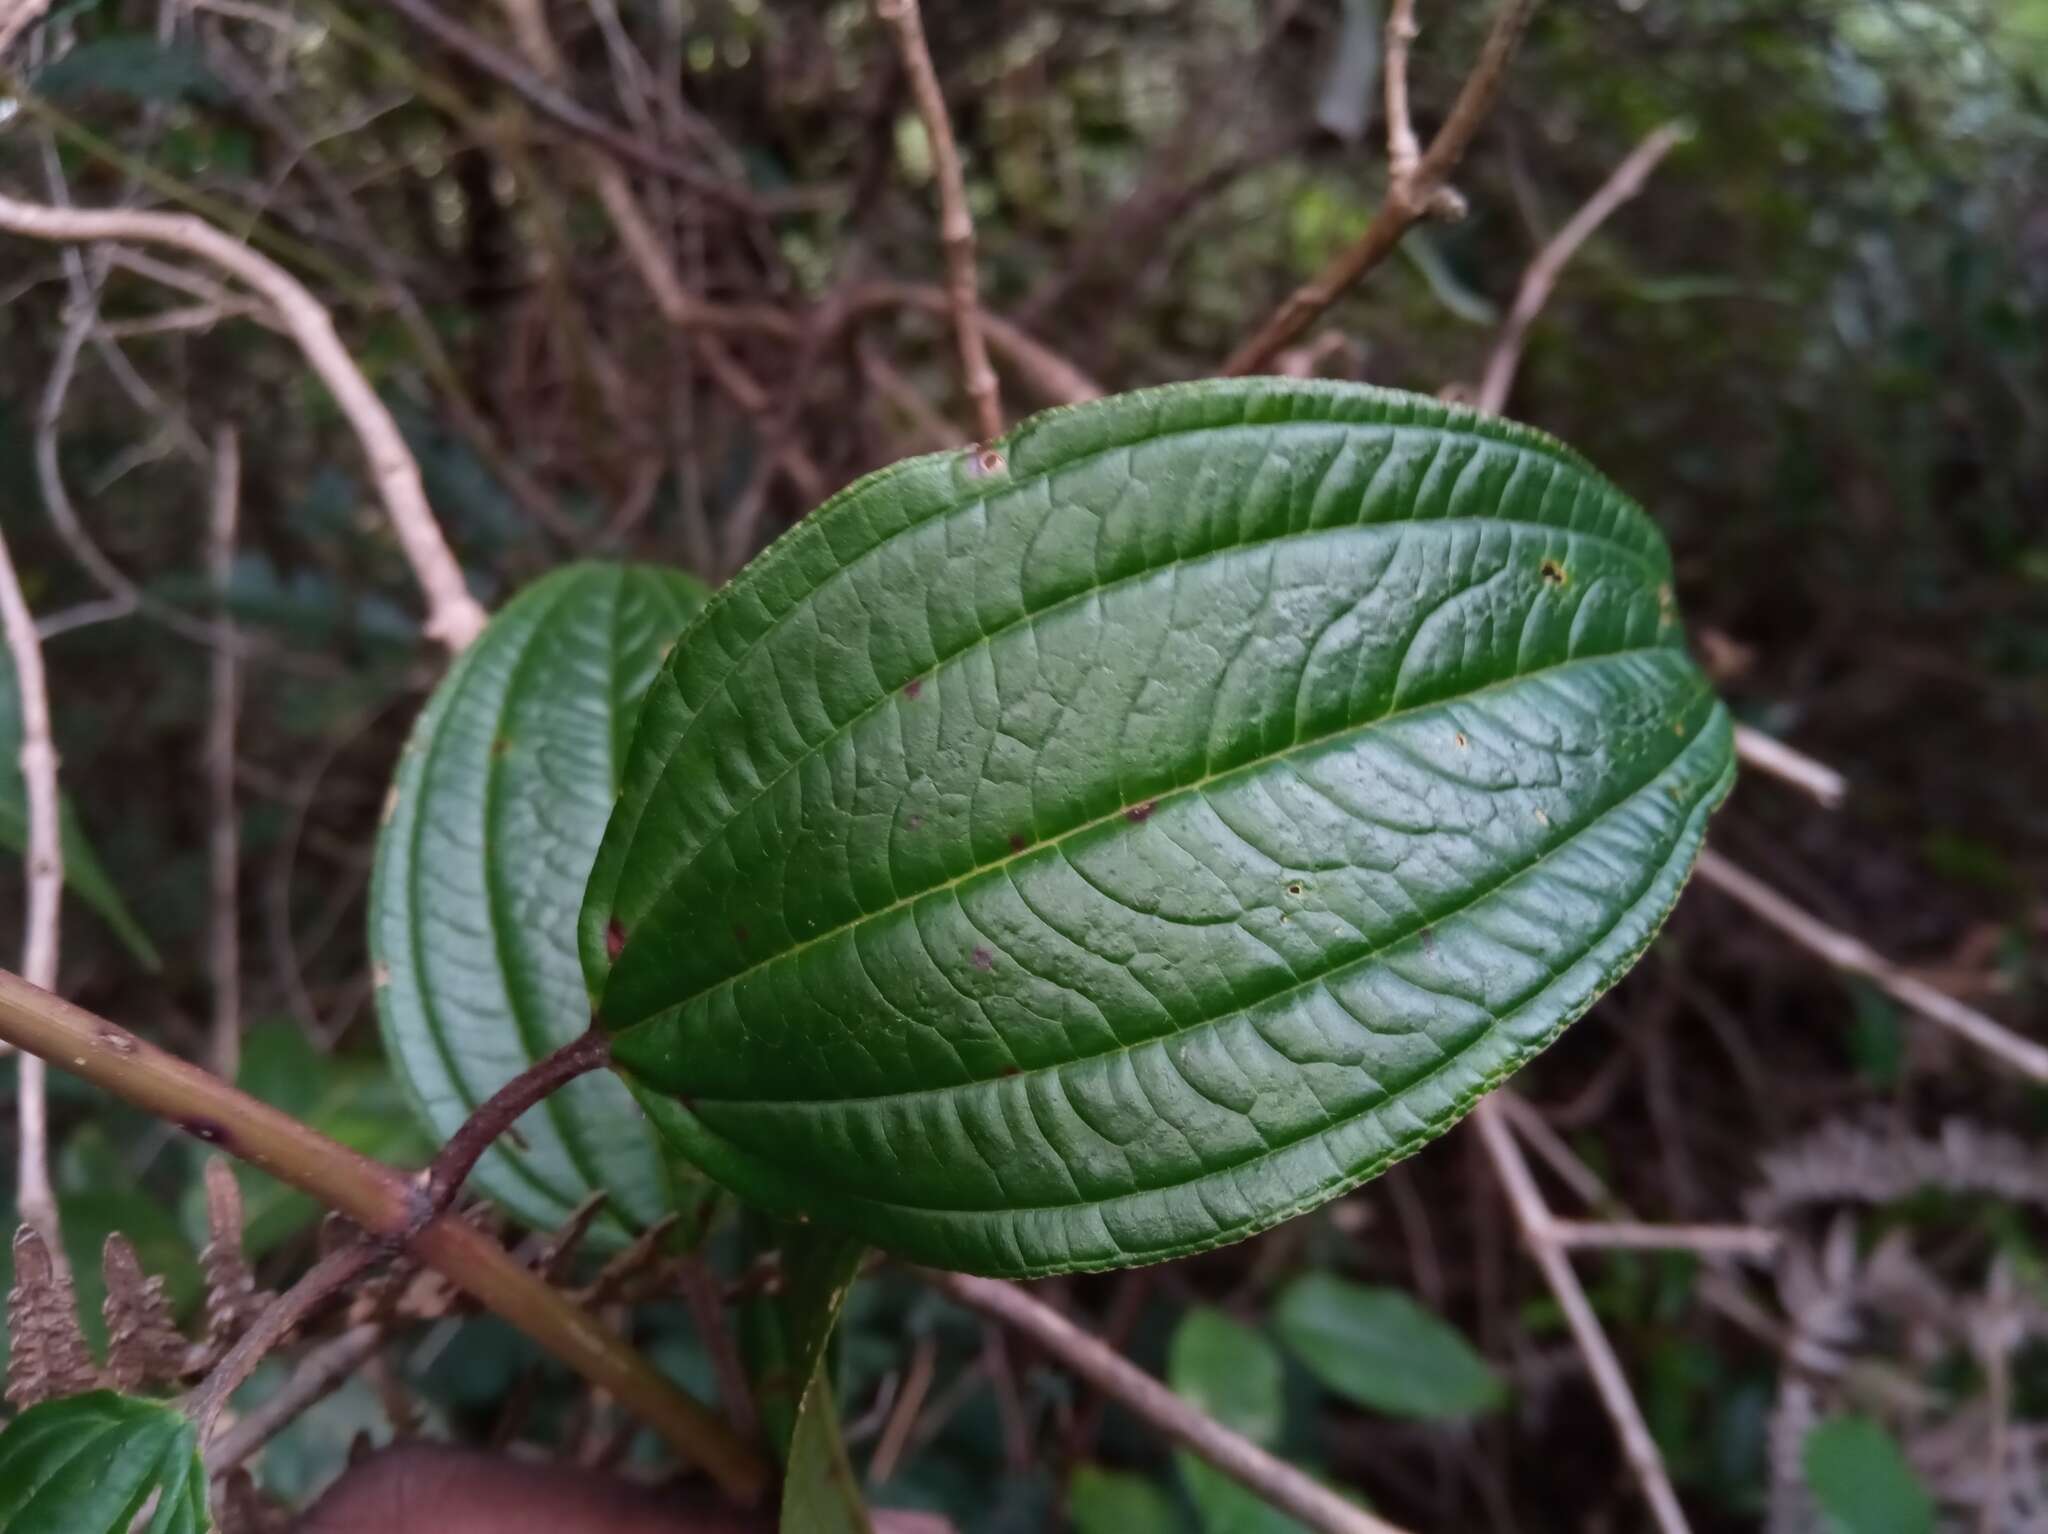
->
[373, 562, 707, 1244]
[0, 1391, 208, 1533]
[588, 381, 1735, 1277]
[1273, 1273, 1503, 1419]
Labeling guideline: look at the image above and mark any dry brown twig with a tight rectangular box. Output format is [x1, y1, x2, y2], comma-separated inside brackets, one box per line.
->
[923, 1268, 1413, 1534]
[875, 0, 1005, 444]
[0, 970, 768, 1503]
[0, 0, 51, 59]
[208, 429, 244, 1081]
[1471, 1098, 1693, 1534]
[1731, 726, 1846, 808]
[1477, 122, 1688, 415]
[0, 194, 487, 651]
[1225, 0, 1540, 375]
[1694, 850, 2048, 1084]
[0, 516, 64, 1267]
[489, 0, 828, 515]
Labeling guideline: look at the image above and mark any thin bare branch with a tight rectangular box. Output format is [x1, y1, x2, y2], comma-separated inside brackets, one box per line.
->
[0, 194, 487, 651]
[1224, 0, 1539, 375]
[876, 0, 1004, 443]
[1384, 0, 1422, 180]
[190, 1242, 381, 1444]
[847, 281, 1103, 407]
[491, 0, 827, 512]
[208, 1323, 380, 1473]
[208, 429, 243, 1081]
[1550, 1219, 1780, 1260]
[0, 0, 51, 59]
[0, 969, 767, 1504]
[1477, 122, 1685, 415]
[1694, 850, 2048, 1082]
[1472, 1098, 1692, 1534]
[1732, 725, 1846, 809]
[921, 1269, 1413, 1534]
[367, 0, 795, 217]
[0, 516, 64, 1265]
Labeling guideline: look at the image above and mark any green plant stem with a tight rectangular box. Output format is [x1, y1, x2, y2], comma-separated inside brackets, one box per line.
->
[0, 967, 770, 1506]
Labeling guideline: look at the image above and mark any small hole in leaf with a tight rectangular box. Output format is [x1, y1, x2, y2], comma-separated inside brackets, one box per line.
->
[969, 448, 1006, 477]
[1286, 882, 1304, 897]
[1453, 731, 1469, 750]
[1539, 558, 1567, 587]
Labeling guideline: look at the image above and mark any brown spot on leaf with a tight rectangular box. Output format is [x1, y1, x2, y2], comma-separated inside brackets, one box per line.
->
[906, 814, 924, 830]
[1539, 558, 1567, 587]
[605, 919, 626, 962]
[1009, 833, 1029, 853]
[1000, 1065, 1021, 1078]
[971, 946, 994, 971]
[1125, 801, 1156, 823]
[902, 678, 923, 699]
[491, 736, 512, 758]
[1453, 731, 1469, 750]
[733, 924, 750, 946]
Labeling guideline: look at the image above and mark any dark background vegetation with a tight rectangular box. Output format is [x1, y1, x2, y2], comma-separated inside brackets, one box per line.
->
[2, 1, 2045, 1529]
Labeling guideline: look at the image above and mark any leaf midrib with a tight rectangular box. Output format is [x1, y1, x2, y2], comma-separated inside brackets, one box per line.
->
[611, 517, 1666, 1020]
[665, 721, 1729, 1220]
[615, 642, 1696, 1039]
[601, 418, 1664, 967]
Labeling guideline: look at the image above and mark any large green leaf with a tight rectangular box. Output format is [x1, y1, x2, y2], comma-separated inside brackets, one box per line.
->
[587, 380, 1735, 1277]
[0, 1391, 209, 1534]
[1272, 1273, 1503, 1420]
[372, 562, 708, 1246]
[0, 644, 159, 969]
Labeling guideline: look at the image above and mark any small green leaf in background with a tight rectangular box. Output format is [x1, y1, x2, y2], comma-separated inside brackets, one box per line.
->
[1168, 1309, 1306, 1534]
[1801, 1416, 1934, 1534]
[1273, 1273, 1504, 1421]
[1169, 1309, 1284, 1443]
[0, 644, 160, 968]
[0, 1391, 209, 1534]
[1846, 981, 1904, 1088]
[372, 563, 707, 1248]
[781, 1380, 871, 1534]
[589, 380, 1736, 1279]
[751, 1226, 870, 1534]
[1070, 1464, 1185, 1534]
